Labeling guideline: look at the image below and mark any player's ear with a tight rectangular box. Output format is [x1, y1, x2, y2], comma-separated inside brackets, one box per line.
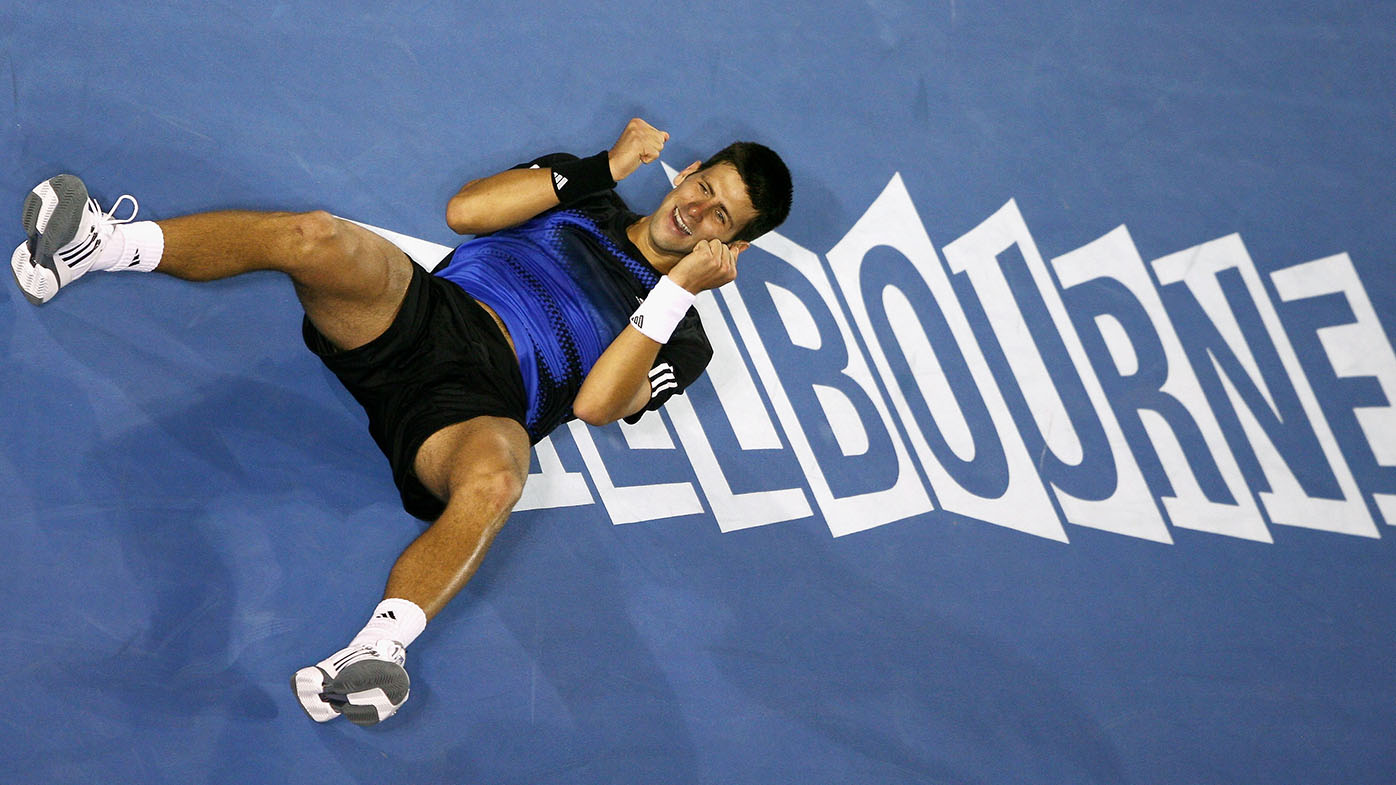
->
[671, 160, 702, 187]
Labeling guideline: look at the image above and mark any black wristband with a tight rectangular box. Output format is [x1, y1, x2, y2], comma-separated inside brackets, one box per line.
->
[550, 150, 616, 204]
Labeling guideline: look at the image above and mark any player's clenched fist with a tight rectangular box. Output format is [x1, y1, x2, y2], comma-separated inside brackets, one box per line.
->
[670, 239, 744, 293]
[608, 118, 669, 182]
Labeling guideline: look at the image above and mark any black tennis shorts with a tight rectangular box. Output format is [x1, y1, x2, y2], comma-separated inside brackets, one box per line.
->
[302, 259, 529, 521]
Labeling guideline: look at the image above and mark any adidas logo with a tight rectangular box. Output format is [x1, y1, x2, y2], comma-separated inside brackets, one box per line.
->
[648, 362, 677, 396]
[631, 315, 644, 329]
[376, 610, 397, 620]
[58, 227, 99, 266]
[553, 172, 569, 191]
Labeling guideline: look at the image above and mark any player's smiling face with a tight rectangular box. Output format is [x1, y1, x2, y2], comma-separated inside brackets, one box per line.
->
[646, 162, 758, 254]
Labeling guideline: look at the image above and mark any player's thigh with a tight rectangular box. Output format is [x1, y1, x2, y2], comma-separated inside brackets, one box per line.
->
[292, 214, 416, 351]
[413, 416, 531, 508]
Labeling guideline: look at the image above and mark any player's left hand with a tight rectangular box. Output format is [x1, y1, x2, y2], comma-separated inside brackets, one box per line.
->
[669, 238, 746, 293]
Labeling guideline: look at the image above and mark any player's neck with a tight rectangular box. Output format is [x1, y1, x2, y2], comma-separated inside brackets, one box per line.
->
[627, 217, 683, 274]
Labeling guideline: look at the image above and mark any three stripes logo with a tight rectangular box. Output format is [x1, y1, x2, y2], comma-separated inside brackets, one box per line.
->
[631, 314, 645, 329]
[58, 227, 99, 267]
[648, 362, 677, 398]
[553, 171, 569, 191]
[376, 610, 397, 620]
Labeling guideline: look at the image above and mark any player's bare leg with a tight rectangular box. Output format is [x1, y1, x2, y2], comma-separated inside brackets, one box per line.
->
[156, 210, 414, 350]
[391, 417, 532, 617]
[13, 175, 452, 727]
[13, 175, 412, 353]
[292, 416, 530, 725]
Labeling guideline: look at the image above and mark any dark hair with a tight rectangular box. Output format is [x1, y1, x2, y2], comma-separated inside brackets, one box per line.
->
[699, 141, 792, 242]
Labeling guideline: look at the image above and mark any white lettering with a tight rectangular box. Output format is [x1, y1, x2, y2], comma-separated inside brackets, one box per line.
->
[1152, 235, 1377, 537]
[943, 201, 1169, 543]
[515, 434, 594, 512]
[825, 175, 1065, 541]
[727, 229, 934, 537]
[568, 420, 705, 525]
[1271, 253, 1396, 526]
[1051, 226, 1269, 541]
[666, 294, 813, 532]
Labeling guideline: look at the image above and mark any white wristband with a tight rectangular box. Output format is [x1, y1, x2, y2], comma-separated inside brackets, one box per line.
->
[630, 276, 696, 343]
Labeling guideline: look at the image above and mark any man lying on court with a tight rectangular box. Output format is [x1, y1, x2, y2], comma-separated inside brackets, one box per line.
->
[11, 118, 792, 726]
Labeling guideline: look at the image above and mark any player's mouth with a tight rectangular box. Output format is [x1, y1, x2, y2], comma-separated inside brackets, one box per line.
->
[672, 207, 692, 237]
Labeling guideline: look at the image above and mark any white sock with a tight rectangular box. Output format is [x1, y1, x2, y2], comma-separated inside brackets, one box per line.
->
[92, 220, 164, 273]
[350, 598, 428, 649]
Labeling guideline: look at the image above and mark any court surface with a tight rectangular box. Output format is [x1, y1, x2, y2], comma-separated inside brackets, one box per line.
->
[2, 2, 1394, 783]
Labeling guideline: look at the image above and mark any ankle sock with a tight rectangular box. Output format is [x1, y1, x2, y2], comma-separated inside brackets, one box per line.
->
[350, 598, 427, 649]
[93, 220, 164, 273]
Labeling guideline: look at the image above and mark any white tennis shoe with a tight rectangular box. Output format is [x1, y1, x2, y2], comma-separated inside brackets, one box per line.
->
[12, 174, 139, 305]
[293, 639, 411, 726]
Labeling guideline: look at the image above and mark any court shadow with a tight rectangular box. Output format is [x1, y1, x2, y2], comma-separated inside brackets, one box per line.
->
[706, 526, 1131, 784]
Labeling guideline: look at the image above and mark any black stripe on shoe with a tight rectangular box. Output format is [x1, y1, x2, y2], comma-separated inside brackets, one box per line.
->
[58, 230, 98, 264]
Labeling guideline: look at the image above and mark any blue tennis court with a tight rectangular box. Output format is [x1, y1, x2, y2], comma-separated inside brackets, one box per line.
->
[2, 2, 1393, 782]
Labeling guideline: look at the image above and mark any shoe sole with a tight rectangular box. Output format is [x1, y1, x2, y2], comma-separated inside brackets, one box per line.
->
[292, 659, 410, 727]
[328, 659, 409, 726]
[339, 685, 407, 727]
[10, 242, 50, 306]
[21, 174, 89, 274]
[292, 666, 341, 723]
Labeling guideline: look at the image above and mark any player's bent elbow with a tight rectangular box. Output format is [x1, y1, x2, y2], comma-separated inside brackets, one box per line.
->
[575, 373, 650, 427]
[445, 200, 484, 235]
[571, 400, 615, 427]
[574, 390, 640, 427]
[445, 186, 496, 235]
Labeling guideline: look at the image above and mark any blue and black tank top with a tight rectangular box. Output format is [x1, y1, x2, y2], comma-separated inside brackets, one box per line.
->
[434, 152, 711, 442]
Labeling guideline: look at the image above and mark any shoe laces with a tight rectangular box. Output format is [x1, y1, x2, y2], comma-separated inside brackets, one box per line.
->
[369, 639, 407, 665]
[95, 194, 139, 227]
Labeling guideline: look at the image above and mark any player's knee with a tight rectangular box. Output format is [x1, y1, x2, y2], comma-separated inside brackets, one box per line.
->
[455, 466, 525, 515]
[281, 210, 349, 272]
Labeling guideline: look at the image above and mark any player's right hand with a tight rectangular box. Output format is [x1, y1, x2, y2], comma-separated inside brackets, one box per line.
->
[608, 118, 669, 182]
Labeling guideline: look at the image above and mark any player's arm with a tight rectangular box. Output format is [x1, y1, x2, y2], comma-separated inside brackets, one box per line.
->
[573, 239, 742, 425]
[572, 330, 665, 425]
[445, 118, 670, 235]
